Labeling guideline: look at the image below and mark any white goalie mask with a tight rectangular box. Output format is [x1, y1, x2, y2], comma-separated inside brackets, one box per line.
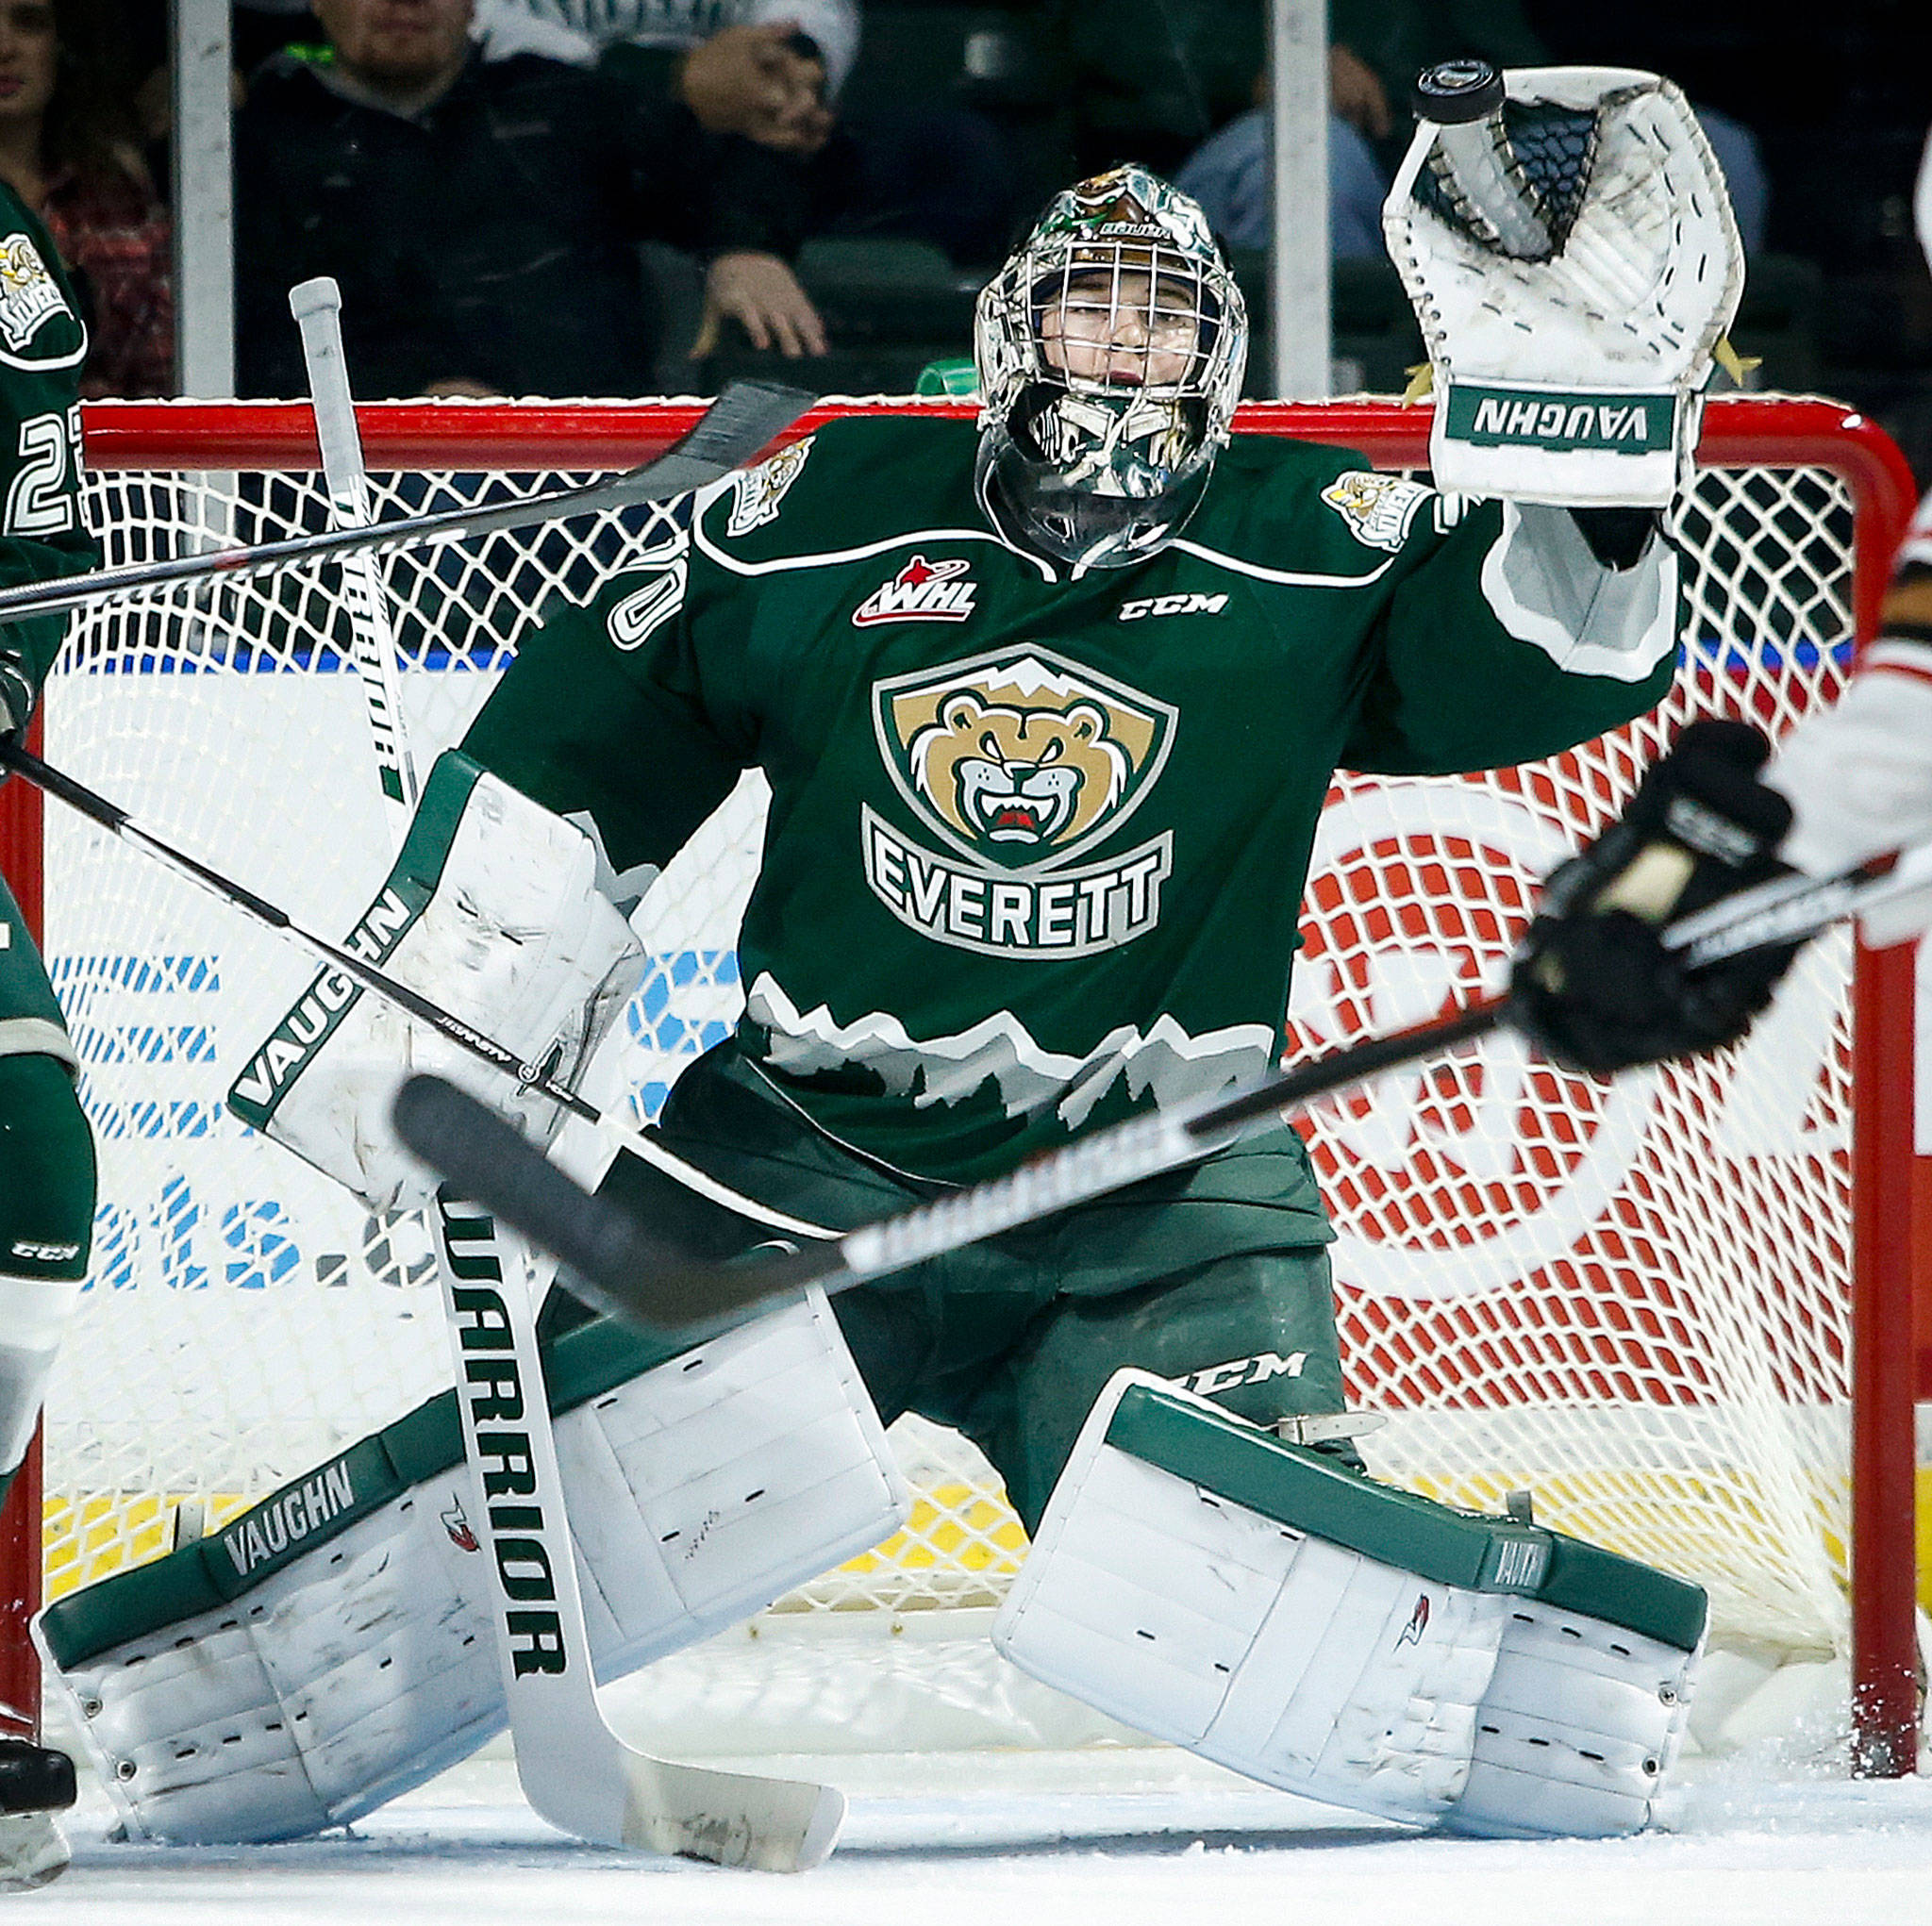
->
[974, 167, 1248, 571]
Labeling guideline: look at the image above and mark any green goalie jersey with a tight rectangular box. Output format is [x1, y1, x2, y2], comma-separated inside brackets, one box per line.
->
[463, 414, 1677, 1186]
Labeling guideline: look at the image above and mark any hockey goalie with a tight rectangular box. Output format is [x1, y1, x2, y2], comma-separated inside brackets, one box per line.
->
[44, 68, 1745, 1852]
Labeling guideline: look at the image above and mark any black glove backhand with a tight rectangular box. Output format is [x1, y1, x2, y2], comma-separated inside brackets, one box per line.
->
[0, 655, 32, 786]
[1511, 720, 1801, 1074]
[0, 653, 31, 739]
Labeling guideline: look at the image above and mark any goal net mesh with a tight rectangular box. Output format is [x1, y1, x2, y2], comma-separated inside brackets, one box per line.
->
[34, 409, 1869, 1679]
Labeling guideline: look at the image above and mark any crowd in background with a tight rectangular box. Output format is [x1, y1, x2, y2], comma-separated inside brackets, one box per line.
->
[4, 0, 1929, 478]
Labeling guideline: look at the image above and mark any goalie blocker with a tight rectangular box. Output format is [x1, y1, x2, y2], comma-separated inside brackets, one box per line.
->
[225, 748, 646, 1213]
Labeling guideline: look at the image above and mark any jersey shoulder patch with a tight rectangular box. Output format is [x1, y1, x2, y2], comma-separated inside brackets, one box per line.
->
[0, 232, 83, 371]
[1318, 469, 1433, 554]
[725, 434, 814, 538]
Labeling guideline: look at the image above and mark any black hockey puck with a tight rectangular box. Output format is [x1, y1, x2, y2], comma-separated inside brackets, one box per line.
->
[0, 1741, 76, 1816]
[1412, 58, 1506, 125]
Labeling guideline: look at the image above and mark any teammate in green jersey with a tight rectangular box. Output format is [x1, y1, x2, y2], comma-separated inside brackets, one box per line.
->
[0, 178, 101, 1888]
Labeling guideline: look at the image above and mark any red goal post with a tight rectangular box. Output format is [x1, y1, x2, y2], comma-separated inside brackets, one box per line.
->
[0, 392, 1922, 1772]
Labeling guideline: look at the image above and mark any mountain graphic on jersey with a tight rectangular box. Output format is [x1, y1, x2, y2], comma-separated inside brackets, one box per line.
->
[864, 646, 1177, 958]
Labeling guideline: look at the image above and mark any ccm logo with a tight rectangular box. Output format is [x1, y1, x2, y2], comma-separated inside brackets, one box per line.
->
[1118, 592, 1228, 622]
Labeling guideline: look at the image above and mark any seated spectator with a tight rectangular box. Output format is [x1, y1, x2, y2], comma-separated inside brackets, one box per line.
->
[0, 0, 173, 397]
[1181, 39, 1771, 260]
[489, 1, 1019, 267]
[1177, 53, 1394, 259]
[474, 0, 858, 145]
[235, 0, 827, 398]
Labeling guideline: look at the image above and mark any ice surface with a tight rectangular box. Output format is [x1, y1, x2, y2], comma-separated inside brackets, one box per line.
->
[27, 1746, 1932, 1926]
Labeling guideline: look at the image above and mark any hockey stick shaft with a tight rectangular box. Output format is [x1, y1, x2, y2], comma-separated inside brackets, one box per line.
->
[289, 301, 840, 1867]
[292, 276, 419, 838]
[0, 736, 834, 1243]
[392, 834, 1932, 1332]
[1667, 838, 1932, 965]
[393, 995, 1509, 1330]
[0, 379, 812, 629]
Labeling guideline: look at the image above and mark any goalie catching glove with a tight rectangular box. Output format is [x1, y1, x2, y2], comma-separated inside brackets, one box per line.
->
[227, 751, 645, 1210]
[1384, 64, 1743, 507]
[1510, 720, 1797, 1075]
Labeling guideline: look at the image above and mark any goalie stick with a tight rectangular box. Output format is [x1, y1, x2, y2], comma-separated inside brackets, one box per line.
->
[291, 276, 419, 845]
[427, 1189, 844, 1870]
[291, 295, 842, 1871]
[0, 379, 814, 631]
[390, 837, 1932, 1335]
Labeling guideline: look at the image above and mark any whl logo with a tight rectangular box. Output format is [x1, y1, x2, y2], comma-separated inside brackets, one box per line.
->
[854, 554, 977, 627]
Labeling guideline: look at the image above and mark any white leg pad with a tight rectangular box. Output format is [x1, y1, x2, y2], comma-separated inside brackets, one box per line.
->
[42, 1291, 907, 1844]
[993, 1370, 1700, 1837]
[0, 1272, 82, 1474]
[1446, 1607, 1695, 1838]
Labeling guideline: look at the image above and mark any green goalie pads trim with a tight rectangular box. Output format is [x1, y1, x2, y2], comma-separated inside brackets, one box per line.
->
[225, 749, 484, 1133]
[1440, 383, 1677, 457]
[1106, 1382, 1708, 1654]
[38, 1303, 696, 1672]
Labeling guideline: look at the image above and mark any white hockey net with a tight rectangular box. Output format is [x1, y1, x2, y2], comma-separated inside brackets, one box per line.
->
[28, 399, 1906, 1684]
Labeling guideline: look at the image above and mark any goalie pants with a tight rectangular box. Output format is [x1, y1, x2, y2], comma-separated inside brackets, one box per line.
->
[583, 1049, 1349, 1531]
[0, 871, 95, 1488]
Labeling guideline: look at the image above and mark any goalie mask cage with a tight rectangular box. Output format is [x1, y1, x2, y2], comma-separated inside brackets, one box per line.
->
[0, 393, 1921, 1773]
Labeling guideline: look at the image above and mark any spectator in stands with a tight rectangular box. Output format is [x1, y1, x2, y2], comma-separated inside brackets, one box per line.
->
[235, 0, 828, 399]
[475, 0, 857, 148]
[1177, 1, 1771, 259]
[485, 1, 1020, 267]
[0, 0, 173, 397]
[1176, 55, 1396, 259]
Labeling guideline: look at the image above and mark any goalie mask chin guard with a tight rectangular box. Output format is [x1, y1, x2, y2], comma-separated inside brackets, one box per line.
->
[974, 166, 1248, 571]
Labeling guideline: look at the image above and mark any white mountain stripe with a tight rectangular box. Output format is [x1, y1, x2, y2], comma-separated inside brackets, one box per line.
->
[1165, 538, 1400, 589]
[745, 973, 1275, 1132]
[695, 514, 1057, 582]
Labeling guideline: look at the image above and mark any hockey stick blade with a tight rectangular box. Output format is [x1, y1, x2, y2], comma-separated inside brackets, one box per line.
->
[0, 381, 813, 630]
[392, 1075, 825, 1325]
